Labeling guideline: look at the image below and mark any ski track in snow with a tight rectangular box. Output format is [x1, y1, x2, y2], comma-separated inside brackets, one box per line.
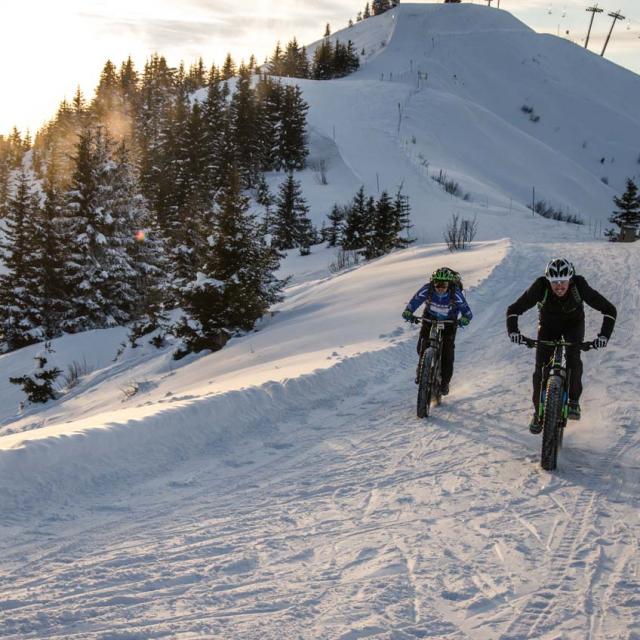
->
[0, 241, 638, 639]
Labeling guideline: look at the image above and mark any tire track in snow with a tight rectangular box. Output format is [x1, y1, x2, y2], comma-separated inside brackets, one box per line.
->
[2, 241, 639, 639]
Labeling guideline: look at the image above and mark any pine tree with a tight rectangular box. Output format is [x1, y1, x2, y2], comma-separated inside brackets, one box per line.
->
[118, 56, 139, 106]
[372, 0, 392, 15]
[37, 152, 71, 339]
[100, 140, 157, 323]
[334, 40, 349, 77]
[136, 54, 177, 227]
[364, 2, 371, 18]
[346, 41, 361, 74]
[298, 46, 311, 78]
[122, 159, 168, 338]
[255, 173, 275, 234]
[364, 190, 395, 259]
[221, 53, 236, 80]
[231, 65, 260, 187]
[186, 57, 207, 92]
[391, 185, 414, 250]
[609, 178, 640, 233]
[10, 343, 62, 403]
[255, 76, 283, 171]
[210, 64, 222, 85]
[269, 42, 285, 76]
[326, 203, 346, 247]
[201, 75, 228, 195]
[0, 168, 43, 350]
[72, 86, 87, 117]
[342, 186, 370, 251]
[283, 38, 307, 78]
[92, 60, 121, 122]
[312, 40, 334, 80]
[61, 127, 139, 330]
[0, 147, 10, 217]
[271, 173, 314, 251]
[278, 85, 309, 171]
[7, 127, 26, 168]
[324, 23, 332, 37]
[175, 168, 284, 356]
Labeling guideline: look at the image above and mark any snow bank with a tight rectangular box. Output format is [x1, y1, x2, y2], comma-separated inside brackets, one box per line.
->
[0, 240, 509, 515]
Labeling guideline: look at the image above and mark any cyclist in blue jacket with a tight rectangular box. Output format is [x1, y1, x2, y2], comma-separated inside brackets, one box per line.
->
[402, 266, 473, 395]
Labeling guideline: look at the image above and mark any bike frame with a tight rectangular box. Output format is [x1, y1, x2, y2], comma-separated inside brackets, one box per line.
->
[413, 317, 456, 416]
[520, 336, 593, 470]
[521, 337, 593, 419]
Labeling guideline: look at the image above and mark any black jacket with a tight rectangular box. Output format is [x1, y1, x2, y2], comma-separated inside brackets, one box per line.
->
[506, 275, 617, 338]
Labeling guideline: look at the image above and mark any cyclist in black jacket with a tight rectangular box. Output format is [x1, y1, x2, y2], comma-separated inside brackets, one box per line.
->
[506, 258, 616, 433]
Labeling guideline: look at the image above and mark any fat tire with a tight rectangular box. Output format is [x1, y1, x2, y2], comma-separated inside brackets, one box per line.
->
[433, 354, 443, 406]
[417, 348, 434, 418]
[541, 376, 564, 471]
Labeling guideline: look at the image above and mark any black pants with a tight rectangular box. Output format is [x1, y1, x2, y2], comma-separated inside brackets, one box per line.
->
[418, 321, 457, 386]
[532, 317, 585, 408]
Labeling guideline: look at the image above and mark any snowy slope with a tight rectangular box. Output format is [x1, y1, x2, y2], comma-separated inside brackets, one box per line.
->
[1, 4, 639, 639]
[1, 239, 638, 639]
[297, 3, 640, 232]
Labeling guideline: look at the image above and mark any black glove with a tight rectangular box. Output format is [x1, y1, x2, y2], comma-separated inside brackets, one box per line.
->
[593, 335, 608, 349]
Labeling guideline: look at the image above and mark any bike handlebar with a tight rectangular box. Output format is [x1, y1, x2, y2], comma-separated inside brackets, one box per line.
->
[408, 315, 457, 325]
[518, 336, 595, 351]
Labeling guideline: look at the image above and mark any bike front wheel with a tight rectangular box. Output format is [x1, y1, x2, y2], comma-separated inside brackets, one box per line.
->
[541, 375, 564, 471]
[417, 348, 434, 418]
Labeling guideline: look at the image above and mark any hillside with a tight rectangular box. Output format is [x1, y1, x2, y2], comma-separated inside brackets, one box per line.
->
[1, 4, 639, 638]
[295, 2, 640, 234]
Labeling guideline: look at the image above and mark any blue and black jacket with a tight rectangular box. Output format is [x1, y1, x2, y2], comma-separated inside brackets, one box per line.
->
[406, 283, 473, 323]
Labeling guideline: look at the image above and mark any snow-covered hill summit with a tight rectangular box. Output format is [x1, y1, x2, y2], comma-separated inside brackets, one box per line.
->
[299, 2, 640, 230]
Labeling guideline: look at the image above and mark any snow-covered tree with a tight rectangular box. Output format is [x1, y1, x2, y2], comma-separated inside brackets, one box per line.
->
[342, 186, 370, 251]
[326, 203, 346, 247]
[175, 168, 284, 357]
[9, 342, 61, 404]
[0, 168, 43, 350]
[271, 173, 315, 251]
[62, 127, 150, 331]
[37, 153, 72, 339]
[278, 85, 309, 171]
[231, 65, 260, 187]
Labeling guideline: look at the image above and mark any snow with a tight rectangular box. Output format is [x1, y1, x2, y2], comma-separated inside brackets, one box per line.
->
[1, 4, 639, 638]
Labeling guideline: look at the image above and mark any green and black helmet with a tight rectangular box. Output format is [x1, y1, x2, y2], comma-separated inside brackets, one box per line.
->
[431, 266, 457, 284]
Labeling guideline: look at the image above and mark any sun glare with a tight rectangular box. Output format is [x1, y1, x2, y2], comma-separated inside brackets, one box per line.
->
[1, 0, 637, 136]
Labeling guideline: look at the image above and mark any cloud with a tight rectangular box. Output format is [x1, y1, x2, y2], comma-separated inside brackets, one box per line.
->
[93, 16, 243, 50]
[74, 0, 362, 65]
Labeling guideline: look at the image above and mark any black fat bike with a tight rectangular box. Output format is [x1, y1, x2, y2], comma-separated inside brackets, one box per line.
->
[519, 336, 594, 471]
[413, 317, 456, 419]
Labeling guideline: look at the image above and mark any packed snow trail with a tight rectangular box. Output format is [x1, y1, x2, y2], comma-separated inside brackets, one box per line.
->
[0, 240, 638, 639]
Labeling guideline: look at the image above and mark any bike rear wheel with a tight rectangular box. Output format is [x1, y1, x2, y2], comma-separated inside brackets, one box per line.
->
[541, 376, 564, 471]
[417, 348, 434, 418]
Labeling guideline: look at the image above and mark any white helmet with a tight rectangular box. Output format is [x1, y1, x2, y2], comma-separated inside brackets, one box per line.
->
[545, 258, 574, 282]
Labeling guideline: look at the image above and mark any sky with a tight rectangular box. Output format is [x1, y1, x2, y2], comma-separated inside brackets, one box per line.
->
[0, 0, 638, 136]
